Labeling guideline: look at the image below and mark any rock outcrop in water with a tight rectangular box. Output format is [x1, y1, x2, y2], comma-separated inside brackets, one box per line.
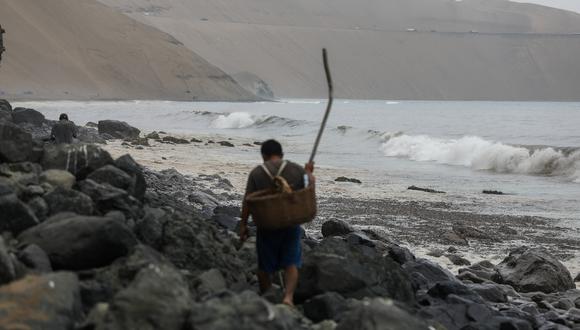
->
[1, 99, 579, 329]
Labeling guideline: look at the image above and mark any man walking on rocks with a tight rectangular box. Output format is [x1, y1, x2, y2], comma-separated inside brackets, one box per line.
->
[51, 113, 77, 144]
[240, 139, 315, 306]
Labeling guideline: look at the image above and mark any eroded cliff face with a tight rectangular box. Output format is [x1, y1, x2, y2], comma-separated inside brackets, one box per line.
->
[0, 0, 258, 101]
[98, 0, 580, 101]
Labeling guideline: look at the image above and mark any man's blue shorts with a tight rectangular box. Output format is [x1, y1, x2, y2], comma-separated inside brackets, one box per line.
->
[256, 225, 302, 273]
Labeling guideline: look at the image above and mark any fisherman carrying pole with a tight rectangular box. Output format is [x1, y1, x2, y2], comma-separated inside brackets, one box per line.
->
[240, 49, 333, 306]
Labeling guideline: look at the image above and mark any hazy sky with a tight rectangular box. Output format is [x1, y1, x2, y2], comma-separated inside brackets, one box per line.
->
[512, 0, 580, 13]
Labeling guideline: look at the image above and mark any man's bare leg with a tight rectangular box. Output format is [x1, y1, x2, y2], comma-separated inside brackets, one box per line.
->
[257, 270, 272, 294]
[282, 265, 299, 306]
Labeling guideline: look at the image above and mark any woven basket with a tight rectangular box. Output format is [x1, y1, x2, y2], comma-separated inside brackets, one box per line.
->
[246, 186, 317, 229]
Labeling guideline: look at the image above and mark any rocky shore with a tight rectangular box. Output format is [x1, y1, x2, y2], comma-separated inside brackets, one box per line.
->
[1, 100, 580, 329]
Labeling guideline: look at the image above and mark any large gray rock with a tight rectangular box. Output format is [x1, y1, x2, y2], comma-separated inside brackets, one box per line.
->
[27, 196, 49, 222]
[0, 121, 34, 163]
[40, 169, 76, 189]
[98, 120, 140, 139]
[321, 219, 355, 237]
[0, 193, 39, 235]
[11, 107, 45, 126]
[94, 264, 191, 330]
[0, 272, 82, 329]
[0, 99, 11, 113]
[297, 237, 415, 304]
[0, 236, 16, 284]
[403, 258, 460, 291]
[303, 292, 348, 323]
[18, 214, 137, 270]
[42, 144, 114, 179]
[188, 291, 312, 330]
[114, 154, 146, 201]
[17, 244, 52, 273]
[78, 179, 143, 220]
[87, 165, 132, 191]
[493, 246, 575, 293]
[336, 298, 429, 330]
[43, 187, 95, 216]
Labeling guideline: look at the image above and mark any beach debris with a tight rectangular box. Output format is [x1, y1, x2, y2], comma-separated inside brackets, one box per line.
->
[335, 177, 362, 184]
[162, 136, 190, 144]
[483, 190, 504, 195]
[408, 185, 445, 194]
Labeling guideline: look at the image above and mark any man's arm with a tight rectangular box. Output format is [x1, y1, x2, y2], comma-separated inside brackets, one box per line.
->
[304, 162, 316, 187]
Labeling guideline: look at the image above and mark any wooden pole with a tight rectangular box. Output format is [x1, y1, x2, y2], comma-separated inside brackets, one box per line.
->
[309, 48, 334, 163]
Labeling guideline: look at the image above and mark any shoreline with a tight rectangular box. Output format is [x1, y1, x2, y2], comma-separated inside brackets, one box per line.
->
[102, 135, 580, 285]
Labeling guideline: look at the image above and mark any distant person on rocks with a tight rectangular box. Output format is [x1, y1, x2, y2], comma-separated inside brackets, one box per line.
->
[51, 113, 78, 144]
[240, 139, 315, 306]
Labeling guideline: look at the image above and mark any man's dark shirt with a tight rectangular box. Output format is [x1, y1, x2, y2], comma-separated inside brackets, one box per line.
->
[51, 120, 78, 144]
[246, 160, 306, 195]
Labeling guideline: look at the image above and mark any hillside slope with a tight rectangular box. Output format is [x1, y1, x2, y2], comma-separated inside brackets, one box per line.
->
[0, 0, 257, 101]
[99, 0, 580, 100]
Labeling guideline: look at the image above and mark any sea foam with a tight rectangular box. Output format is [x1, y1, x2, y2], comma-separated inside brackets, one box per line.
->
[381, 134, 580, 180]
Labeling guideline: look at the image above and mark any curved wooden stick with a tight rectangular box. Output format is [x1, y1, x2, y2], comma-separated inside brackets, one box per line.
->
[309, 48, 334, 163]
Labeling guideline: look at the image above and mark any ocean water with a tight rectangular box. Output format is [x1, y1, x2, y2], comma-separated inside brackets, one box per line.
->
[16, 100, 580, 224]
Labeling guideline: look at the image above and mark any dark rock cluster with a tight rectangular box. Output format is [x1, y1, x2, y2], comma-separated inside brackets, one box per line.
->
[1, 99, 579, 329]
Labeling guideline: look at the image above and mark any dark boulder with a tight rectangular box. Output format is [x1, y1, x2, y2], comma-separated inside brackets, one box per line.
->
[453, 224, 493, 240]
[297, 237, 415, 304]
[17, 244, 52, 273]
[188, 291, 312, 330]
[43, 187, 94, 216]
[388, 245, 416, 265]
[321, 219, 355, 237]
[336, 298, 429, 330]
[303, 292, 348, 323]
[93, 264, 191, 330]
[98, 120, 140, 139]
[214, 205, 241, 218]
[0, 121, 34, 163]
[467, 283, 509, 303]
[162, 136, 190, 144]
[11, 107, 45, 126]
[87, 165, 132, 191]
[27, 196, 49, 221]
[218, 141, 234, 147]
[446, 254, 471, 266]
[0, 237, 17, 284]
[403, 258, 460, 291]
[114, 154, 146, 201]
[145, 131, 160, 139]
[78, 179, 143, 220]
[493, 246, 575, 293]
[212, 213, 239, 232]
[0, 193, 39, 235]
[42, 144, 114, 179]
[192, 268, 228, 300]
[18, 214, 137, 270]
[0, 272, 82, 329]
[459, 260, 496, 282]
[0, 99, 11, 112]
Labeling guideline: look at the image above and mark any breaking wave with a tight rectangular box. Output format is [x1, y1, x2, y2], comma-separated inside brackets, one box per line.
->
[380, 134, 580, 181]
[210, 112, 304, 129]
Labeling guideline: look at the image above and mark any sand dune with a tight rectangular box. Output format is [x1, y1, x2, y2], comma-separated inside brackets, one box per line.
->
[98, 0, 580, 100]
[0, 0, 257, 101]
